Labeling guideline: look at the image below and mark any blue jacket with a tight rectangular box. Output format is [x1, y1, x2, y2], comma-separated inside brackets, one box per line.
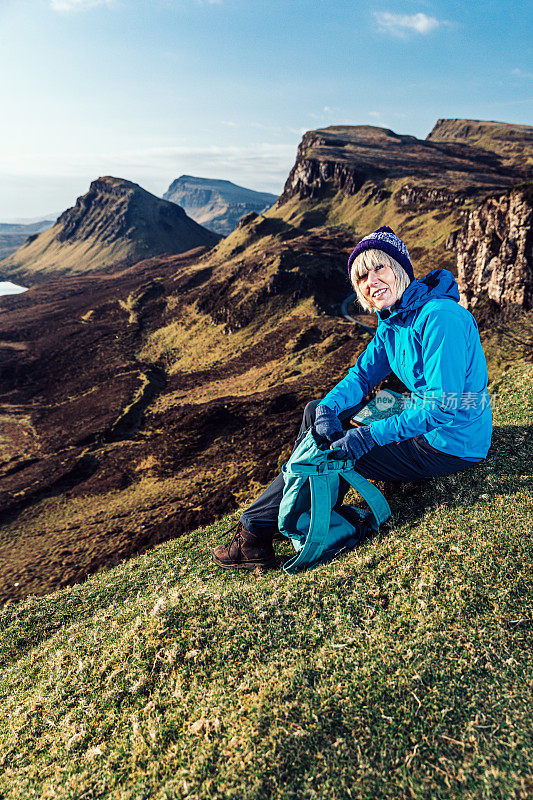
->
[321, 269, 492, 461]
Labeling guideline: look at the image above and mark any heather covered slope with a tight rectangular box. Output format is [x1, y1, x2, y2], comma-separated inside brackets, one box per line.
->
[0, 221, 374, 603]
[0, 177, 220, 279]
[0, 361, 531, 800]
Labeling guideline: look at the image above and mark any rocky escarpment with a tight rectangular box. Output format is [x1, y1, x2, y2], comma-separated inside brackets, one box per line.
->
[454, 184, 533, 310]
[163, 175, 277, 236]
[394, 183, 470, 209]
[427, 119, 533, 176]
[0, 177, 221, 279]
[277, 123, 529, 208]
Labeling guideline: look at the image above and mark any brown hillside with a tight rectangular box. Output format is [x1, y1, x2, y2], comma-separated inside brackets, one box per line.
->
[0, 224, 381, 604]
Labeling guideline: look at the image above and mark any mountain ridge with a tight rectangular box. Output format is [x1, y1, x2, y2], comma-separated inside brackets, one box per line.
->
[0, 176, 220, 279]
[0, 218, 55, 261]
[163, 175, 277, 235]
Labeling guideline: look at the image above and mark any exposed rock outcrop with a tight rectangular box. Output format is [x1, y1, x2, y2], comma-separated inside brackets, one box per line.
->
[0, 177, 221, 279]
[395, 183, 467, 209]
[163, 175, 277, 236]
[455, 185, 533, 310]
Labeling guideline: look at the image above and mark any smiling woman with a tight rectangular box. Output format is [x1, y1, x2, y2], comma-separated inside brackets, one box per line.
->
[350, 246, 412, 313]
[213, 225, 494, 572]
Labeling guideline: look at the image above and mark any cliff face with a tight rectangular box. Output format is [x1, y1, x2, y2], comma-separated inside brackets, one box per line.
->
[455, 185, 533, 310]
[277, 123, 528, 208]
[269, 120, 532, 279]
[163, 175, 277, 236]
[0, 177, 220, 279]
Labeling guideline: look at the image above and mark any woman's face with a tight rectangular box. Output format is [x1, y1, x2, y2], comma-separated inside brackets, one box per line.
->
[358, 264, 398, 311]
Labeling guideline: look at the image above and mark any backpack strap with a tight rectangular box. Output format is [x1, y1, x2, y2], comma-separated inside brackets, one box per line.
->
[341, 468, 391, 528]
[279, 427, 392, 574]
[283, 472, 334, 575]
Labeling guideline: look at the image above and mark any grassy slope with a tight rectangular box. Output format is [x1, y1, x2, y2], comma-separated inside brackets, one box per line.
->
[265, 179, 473, 278]
[0, 362, 531, 800]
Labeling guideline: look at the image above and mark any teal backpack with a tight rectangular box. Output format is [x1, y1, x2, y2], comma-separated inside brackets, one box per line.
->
[278, 428, 391, 574]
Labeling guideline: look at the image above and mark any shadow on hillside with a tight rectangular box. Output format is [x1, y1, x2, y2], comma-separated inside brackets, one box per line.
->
[380, 424, 531, 532]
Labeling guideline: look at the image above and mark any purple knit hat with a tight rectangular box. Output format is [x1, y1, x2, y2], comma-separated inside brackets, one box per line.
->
[347, 226, 414, 282]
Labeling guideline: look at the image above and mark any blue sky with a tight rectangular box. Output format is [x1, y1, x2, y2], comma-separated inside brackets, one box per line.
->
[0, 0, 531, 219]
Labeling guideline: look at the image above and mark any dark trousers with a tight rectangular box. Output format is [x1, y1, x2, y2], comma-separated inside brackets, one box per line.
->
[240, 399, 480, 537]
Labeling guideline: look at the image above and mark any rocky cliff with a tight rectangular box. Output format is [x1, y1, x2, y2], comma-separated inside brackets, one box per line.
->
[0, 176, 220, 279]
[454, 184, 533, 310]
[163, 175, 277, 236]
[277, 123, 527, 207]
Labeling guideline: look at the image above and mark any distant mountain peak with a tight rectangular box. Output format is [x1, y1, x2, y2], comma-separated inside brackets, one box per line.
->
[163, 176, 277, 236]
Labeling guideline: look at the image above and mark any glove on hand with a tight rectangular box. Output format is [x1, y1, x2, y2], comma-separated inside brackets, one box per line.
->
[314, 404, 344, 443]
[329, 426, 376, 461]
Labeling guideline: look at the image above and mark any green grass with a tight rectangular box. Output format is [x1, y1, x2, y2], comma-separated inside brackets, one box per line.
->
[0, 363, 531, 800]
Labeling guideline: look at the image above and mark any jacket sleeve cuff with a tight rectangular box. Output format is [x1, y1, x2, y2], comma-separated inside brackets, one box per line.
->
[361, 425, 377, 450]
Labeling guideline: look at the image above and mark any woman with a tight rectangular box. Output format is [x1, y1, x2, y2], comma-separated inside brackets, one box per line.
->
[213, 226, 492, 570]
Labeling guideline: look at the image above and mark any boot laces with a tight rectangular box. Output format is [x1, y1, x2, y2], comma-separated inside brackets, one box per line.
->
[220, 520, 245, 549]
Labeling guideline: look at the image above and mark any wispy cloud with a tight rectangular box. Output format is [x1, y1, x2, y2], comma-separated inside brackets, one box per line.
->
[50, 0, 113, 10]
[512, 68, 533, 79]
[0, 142, 295, 196]
[374, 11, 441, 36]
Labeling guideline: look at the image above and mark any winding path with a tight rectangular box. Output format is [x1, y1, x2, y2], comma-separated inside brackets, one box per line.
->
[340, 293, 375, 332]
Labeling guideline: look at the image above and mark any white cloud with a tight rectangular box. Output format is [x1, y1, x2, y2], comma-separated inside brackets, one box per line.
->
[374, 11, 441, 36]
[50, 0, 113, 10]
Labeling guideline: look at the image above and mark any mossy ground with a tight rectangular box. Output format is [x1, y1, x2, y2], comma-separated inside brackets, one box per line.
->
[0, 362, 531, 800]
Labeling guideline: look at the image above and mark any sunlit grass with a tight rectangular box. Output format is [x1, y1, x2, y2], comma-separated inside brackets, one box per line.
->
[0, 362, 531, 799]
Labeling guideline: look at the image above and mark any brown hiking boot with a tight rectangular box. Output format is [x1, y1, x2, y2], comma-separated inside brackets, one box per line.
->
[212, 522, 278, 570]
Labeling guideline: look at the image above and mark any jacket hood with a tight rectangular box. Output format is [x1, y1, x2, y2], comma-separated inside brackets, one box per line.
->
[377, 269, 460, 322]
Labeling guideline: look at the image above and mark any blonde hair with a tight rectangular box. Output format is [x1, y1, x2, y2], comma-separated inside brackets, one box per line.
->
[350, 249, 411, 312]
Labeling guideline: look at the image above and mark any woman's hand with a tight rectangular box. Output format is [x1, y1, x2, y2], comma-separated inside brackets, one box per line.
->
[314, 405, 344, 443]
[329, 426, 376, 461]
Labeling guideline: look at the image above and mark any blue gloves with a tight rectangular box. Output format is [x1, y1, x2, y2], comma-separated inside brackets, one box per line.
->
[314, 407, 376, 462]
[329, 426, 376, 461]
[314, 404, 344, 443]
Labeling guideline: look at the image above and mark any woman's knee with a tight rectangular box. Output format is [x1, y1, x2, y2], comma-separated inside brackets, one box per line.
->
[302, 399, 322, 427]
